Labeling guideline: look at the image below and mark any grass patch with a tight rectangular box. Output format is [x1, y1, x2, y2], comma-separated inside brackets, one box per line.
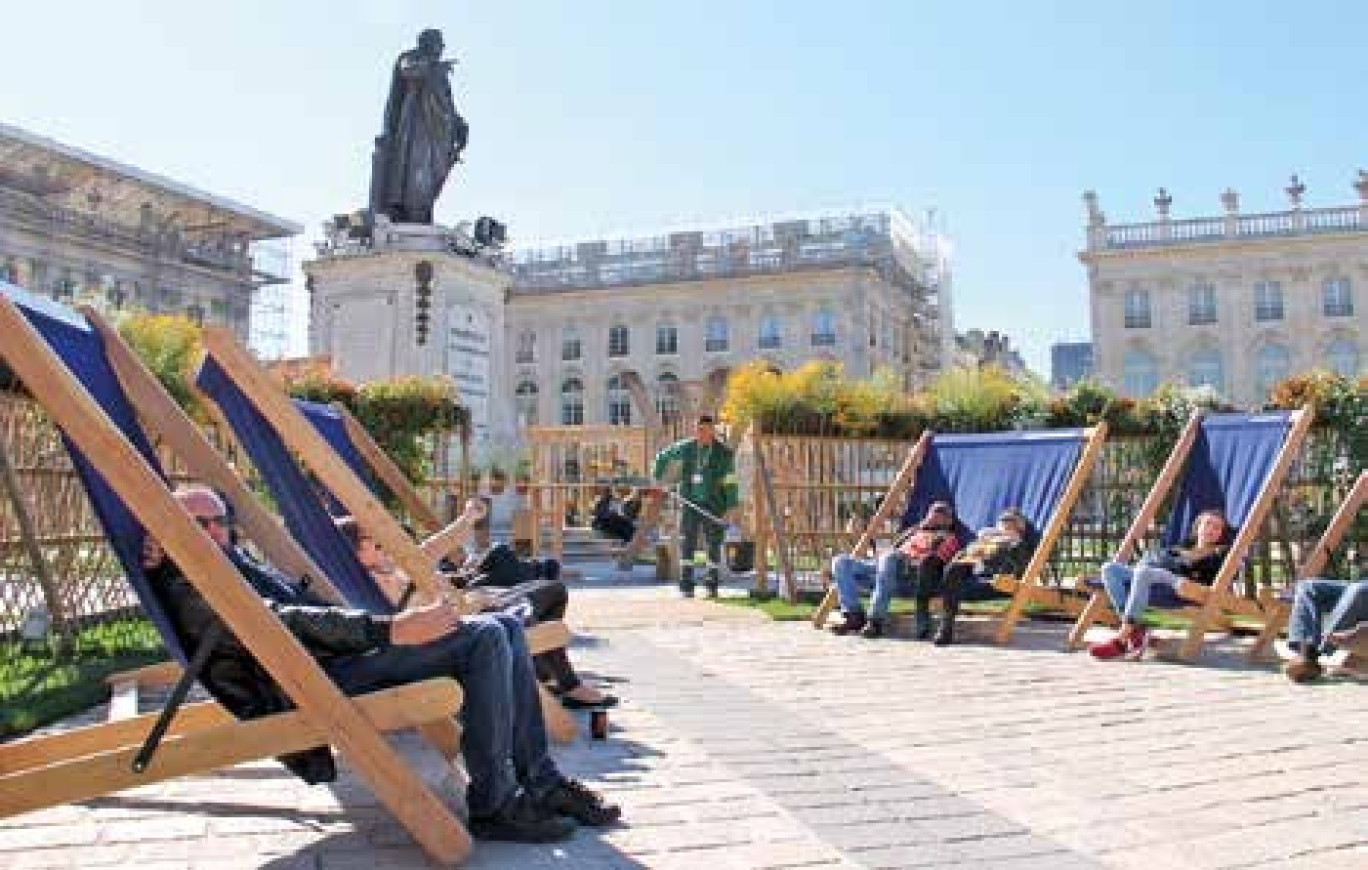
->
[0, 617, 166, 738]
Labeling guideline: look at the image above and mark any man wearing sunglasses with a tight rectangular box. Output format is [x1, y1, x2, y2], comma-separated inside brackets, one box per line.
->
[142, 484, 619, 844]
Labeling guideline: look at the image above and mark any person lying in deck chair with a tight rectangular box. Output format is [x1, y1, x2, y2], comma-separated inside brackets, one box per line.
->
[441, 497, 619, 710]
[1282, 571, 1368, 683]
[1090, 509, 1231, 661]
[829, 501, 962, 640]
[147, 485, 620, 843]
[930, 507, 1037, 647]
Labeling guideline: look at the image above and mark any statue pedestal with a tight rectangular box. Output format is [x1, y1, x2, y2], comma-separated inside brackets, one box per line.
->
[304, 222, 511, 455]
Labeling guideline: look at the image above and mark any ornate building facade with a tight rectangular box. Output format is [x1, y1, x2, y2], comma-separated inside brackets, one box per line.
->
[1082, 176, 1368, 406]
[0, 122, 298, 350]
[504, 208, 952, 430]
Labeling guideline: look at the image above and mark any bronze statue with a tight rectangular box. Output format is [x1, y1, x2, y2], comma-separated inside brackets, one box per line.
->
[369, 29, 469, 225]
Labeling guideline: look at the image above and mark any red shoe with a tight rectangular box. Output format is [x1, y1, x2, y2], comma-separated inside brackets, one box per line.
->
[1124, 627, 1151, 661]
[1088, 635, 1127, 660]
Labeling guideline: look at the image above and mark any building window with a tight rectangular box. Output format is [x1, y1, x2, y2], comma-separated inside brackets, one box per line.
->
[758, 315, 783, 350]
[515, 329, 536, 364]
[560, 378, 584, 425]
[1253, 281, 1284, 322]
[1324, 277, 1354, 317]
[1187, 348, 1224, 394]
[656, 372, 680, 424]
[705, 316, 729, 352]
[1255, 344, 1291, 397]
[1122, 348, 1159, 397]
[1326, 339, 1360, 377]
[811, 309, 837, 346]
[1188, 282, 1217, 326]
[515, 381, 539, 427]
[656, 323, 678, 355]
[608, 325, 630, 357]
[561, 327, 581, 361]
[1124, 289, 1151, 329]
[606, 375, 632, 425]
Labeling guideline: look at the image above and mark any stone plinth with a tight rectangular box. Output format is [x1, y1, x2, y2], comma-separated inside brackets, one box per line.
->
[305, 223, 511, 454]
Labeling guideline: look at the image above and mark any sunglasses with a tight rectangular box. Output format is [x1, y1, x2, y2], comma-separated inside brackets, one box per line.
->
[194, 514, 233, 530]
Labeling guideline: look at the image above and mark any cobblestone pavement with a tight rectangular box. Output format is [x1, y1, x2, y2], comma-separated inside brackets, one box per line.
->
[5, 575, 1368, 869]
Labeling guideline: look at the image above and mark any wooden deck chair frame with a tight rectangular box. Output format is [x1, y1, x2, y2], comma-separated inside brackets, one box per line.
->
[196, 328, 577, 742]
[1247, 471, 1367, 658]
[1066, 408, 1315, 662]
[808, 425, 1109, 640]
[0, 299, 472, 864]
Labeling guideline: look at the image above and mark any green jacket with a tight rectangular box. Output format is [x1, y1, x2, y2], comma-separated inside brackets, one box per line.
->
[652, 437, 738, 515]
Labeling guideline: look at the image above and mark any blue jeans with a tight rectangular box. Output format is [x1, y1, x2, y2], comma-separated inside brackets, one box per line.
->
[1101, 560, 1180, 624]
[324, 611, 559, 818]
[1288, 577, 1368, 655]
[832, 552, 913, 619]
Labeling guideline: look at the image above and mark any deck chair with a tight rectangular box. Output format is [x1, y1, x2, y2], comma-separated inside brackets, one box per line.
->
[1066, 409, 1314, 662]
[811, 424, 1108, 643]
[0, 284, 472, 864]
[1249, 471, 1368, 658]
[191, 328, 577, 742]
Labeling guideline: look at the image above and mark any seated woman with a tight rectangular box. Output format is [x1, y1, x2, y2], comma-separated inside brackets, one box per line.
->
[829, 501, 961, 640]
[590, 485, 636, 543]
[340, 505, 617, 709]
[929, 507, 1036, 647]
[1089, 509, 1231, 661]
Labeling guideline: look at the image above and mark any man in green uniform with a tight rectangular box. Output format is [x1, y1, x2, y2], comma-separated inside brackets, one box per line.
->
[652, 415, 738, 598]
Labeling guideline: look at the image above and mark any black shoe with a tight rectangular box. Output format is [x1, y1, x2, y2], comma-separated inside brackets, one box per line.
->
[933, 618, 955, 647]
[562, 691, 620, 710]
[913, 612, 935, 640]
[830, 611, 867, 636]
[678, 583, 696, 599]
[860, 618, 885, 639]
[539, 777, 622, 827]
[470, 791, 576, 843]
[705, 584, 719, 599]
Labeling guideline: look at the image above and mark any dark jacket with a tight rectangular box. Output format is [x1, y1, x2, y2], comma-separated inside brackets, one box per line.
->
[1158, 537, 1229, 586]
[145, 547, 394, 784]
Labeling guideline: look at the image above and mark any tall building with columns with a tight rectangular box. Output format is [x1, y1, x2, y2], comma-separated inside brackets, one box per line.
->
[1081, 174, 1368, 406]
[504, 208, 951, 431]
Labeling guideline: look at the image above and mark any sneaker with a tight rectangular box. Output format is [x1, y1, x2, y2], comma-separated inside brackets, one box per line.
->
[538, 777, 622, 827]
[1283, 655, 1323, 684]
[470, 792, 576, 843]
[1088, 635, 1127, 660]
[1124, 627, 1151, 661]
[860, 618, 885, 639]
[678, 584, 695, 599]
[829, 611, 867, 636]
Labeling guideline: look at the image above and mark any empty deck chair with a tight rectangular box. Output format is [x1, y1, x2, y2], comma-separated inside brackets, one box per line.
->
[192, 328, 577, 741]
[0, 284, 472, 864]
[812, 424, 1108, 643]
[1067, 410, 1314, 662]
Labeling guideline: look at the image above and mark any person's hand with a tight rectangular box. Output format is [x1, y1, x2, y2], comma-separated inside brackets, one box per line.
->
[390, 601, 461, 646]
[141, 536, 166, 570]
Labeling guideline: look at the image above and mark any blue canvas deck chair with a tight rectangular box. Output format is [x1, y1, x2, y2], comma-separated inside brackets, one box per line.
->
[1066, 409, 1314, 662]
[190, 328, 577, 741]
[1249, 470, 1367, 658]
[0, 284, 473, 864]
[811, 424, 1109, 643]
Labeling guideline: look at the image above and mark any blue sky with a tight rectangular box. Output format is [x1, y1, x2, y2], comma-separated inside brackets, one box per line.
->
[5, 0, 1367, 373]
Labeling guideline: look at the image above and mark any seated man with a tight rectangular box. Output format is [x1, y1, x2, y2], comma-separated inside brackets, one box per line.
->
[590, 485, 636, 544]
[148, 485, 620, 843]
[1283, 570, 1368, 683]
[931, 507, 1036, 647]
[344, 504, 619, 709]
[828, 501, 961, 640]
